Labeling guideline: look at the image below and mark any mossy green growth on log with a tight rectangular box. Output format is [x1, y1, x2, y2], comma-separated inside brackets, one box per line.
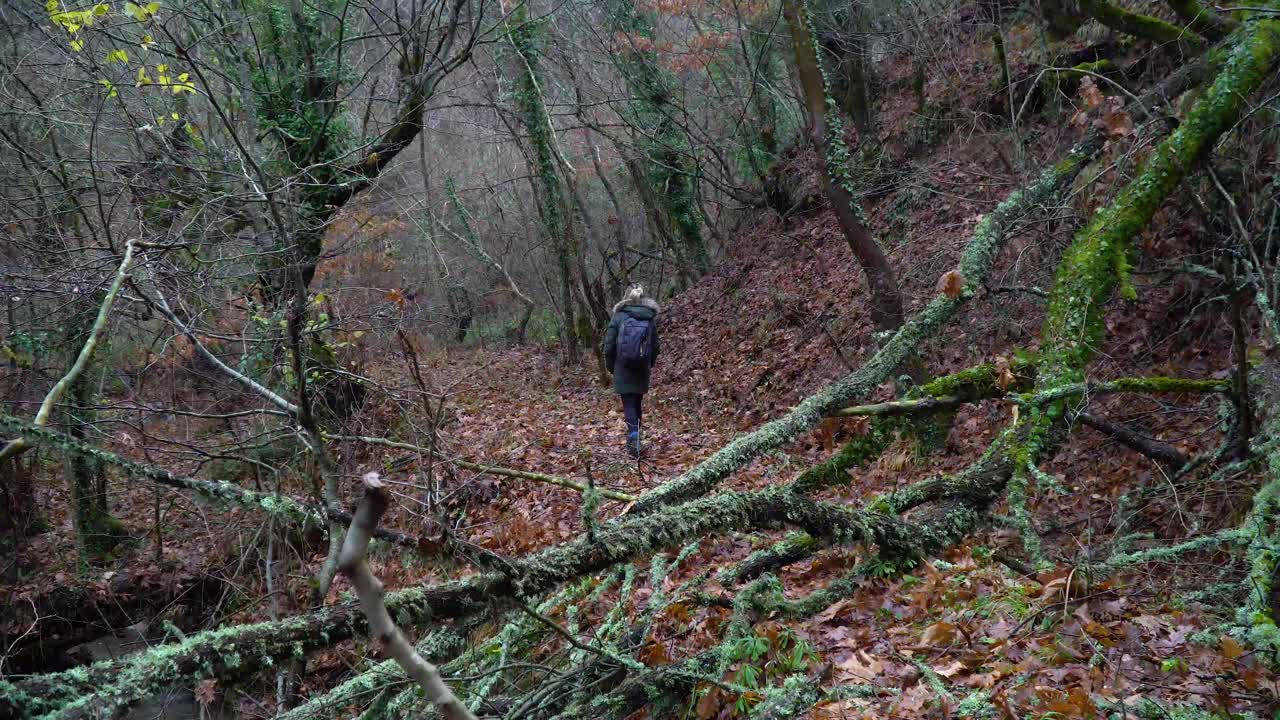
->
[1078, 0, 1205, 47]
[1039, 11, 1280, 391]
[1239, 408, 1280, 660]
[1166, 0, 1238, 39]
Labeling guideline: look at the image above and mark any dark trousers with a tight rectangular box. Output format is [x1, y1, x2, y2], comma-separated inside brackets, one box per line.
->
[620, 393, 643, 435]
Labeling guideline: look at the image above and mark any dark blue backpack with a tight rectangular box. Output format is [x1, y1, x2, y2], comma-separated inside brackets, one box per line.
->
[618, 315, 654, 369]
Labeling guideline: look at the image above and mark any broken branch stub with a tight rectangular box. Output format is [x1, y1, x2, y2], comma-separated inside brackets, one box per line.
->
[337, 473, 477, 720]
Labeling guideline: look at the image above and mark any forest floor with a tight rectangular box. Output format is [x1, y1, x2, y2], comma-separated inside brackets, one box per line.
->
[5, 12, 1278, 720]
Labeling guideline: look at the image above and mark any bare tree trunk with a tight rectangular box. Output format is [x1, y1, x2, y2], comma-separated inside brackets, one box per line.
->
[782, 0, 913, 344]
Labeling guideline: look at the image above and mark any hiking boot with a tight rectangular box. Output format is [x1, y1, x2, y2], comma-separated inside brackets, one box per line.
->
[626, 431, 642, 458]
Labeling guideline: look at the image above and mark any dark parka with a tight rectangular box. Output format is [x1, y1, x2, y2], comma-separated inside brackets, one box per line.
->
[602, 297, 661, 395]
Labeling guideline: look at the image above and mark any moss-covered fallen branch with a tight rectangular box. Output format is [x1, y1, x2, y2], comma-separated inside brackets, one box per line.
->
[1036, 13, 1280, 392]
[630, 137, 1105, 513]
[1014, 376, 1229, 407]
[1166, 0, 1238, 39]
[0, 415, 425, 553]
[1079, 0, 1205, 47]
[273, 629, 467, 720]
[16, 471, 992, 717]
[719, 532, 819, 585]
[829, 396, 962, 418]
[335, 434, 637, 502]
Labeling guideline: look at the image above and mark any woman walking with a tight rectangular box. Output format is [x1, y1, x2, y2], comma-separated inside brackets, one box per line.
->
[603, 284, 660, 457]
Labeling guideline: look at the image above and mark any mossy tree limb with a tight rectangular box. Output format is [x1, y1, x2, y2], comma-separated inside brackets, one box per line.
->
[629, 135, 1106, 514]
[1038, 12, 1280, 391]
[17, 467, 995, 717]
[1166, 0, 1238, 39]
[0, 415, 424, 552]
[1079, 0, 1205, 48]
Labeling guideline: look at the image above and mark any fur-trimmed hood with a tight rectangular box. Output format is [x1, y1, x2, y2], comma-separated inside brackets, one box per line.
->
[612, 296, 660, 315]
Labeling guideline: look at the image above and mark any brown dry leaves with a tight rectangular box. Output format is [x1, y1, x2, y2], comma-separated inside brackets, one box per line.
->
[1071, 77, 1134, 138]
[994, 356, 1015, 391]
[937, 270, 965, 299]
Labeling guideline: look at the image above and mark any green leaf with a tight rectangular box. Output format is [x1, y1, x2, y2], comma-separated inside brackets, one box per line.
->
[124, 1, 157, 21]
[106, 48, 129, 63]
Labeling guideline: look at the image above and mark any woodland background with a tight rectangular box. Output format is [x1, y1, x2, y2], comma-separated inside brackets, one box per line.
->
[1, 0, 1280, 718]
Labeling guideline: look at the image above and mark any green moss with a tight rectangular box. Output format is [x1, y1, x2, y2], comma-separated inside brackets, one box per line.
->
[793, 417, 903, 495]
[1040, 14, 1280, 392]
[917, 356, 1035, 401]
[1079, 0, 1205, 46]
[956, 689, 998, 719]
[1006, 466, 1047, 568]
[720, 532, 818, 584]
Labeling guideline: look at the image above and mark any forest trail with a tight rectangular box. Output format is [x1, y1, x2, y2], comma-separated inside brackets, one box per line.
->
[5, 1, 1280, 717]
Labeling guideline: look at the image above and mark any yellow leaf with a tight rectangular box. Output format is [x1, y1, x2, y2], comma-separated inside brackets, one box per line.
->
[170, 112, 179, 120]
[1220, 635, 1245, 661]
[93, 3, 109, 15]
[70, 37, 85, 51]
[156, 63, 166, 73]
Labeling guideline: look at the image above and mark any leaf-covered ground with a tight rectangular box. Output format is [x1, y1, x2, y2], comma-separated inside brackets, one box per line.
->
[5, 8, 1278, 719]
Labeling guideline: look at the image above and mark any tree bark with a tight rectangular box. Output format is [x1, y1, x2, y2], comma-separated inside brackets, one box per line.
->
[782, 0, 905, 334]
[338, 476, 476, 720]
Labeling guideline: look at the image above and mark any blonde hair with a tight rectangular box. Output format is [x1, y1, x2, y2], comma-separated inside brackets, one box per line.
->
[620, 284, 645, 305]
